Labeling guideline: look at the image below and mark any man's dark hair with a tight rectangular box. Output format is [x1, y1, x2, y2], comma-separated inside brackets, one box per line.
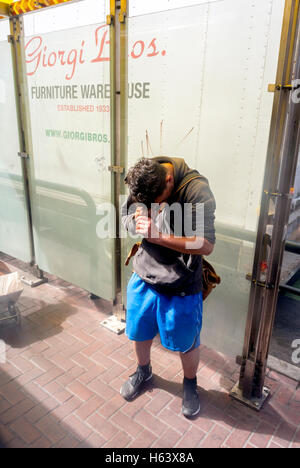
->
[124, 158, 167, 207]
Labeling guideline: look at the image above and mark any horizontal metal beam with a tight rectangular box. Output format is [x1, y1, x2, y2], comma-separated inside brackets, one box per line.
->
[285, 240, 300, 254]
[8, 0, 83, 16]
[279, 283, 300, 295]
[0, 1, 9, 16]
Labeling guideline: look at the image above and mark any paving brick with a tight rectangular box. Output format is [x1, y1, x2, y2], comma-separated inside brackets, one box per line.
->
[30, 356, 55, 372]
[103, 431, 132, 448]
[36, 415, 67, 444]
[0, 397, 11, 414]
[48, 353, 75, 371]
[0, 382, 25, 405]
[34, 367, 65, 387]
[54, 436, 81, 448]
[29, 436, 52, 448]
[87, 413, 119, 441]
[51, 396, 82, 420]
[11, 356, 34, 373]
[0, 421, 15, 445]
[135, 409, 168, 437]
[97, 394, 126, 419]
[127, 428, 158, 448]
[87, 378, 117, 400]
[75, 395, 105, 420]
[200, 424, 231, 448]
[272, 421, 298, 448]
[0, 397, 35, 424]
[67, 380, 96, 402]
[78, 432, 106, 448]
[145, 390, 173, 416]
[63, 414, 93, 441]
[20, 381, 50, 403]
[175, 425, 206, 448]
[152, 427, 183, 448]
[25, 397, 59, 423]
[248, 421, 276, 448]
[111, 410, 143, 438]
[77, 364, 106, 385]
[9, 416, 41, 444]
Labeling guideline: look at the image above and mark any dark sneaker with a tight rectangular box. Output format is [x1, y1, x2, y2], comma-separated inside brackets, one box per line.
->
[120, 364, 152, 401]
[182, 377, 201, 418]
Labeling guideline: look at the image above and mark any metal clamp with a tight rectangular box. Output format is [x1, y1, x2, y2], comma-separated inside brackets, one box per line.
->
[108, 165, 124, 174]
[119, 0, 127, 22]
[263, 190, 293, 199]
[106, 14, 114, 25]
[246, 273, 274, 290]
[268, 83, 300, 92]
[18, 152, 29, 159]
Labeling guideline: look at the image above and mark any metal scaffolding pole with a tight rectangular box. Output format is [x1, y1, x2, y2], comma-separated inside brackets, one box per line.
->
[107, 0, 128, 325]
[230, 0, 300, 410]
[8, 15, 47, 286]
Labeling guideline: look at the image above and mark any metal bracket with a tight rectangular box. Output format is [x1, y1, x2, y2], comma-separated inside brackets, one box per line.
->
[268, 83, 300, 92]
[264, 189, 293, 199]
[119, 0, 127, 22]
[245, 273, 274, 289]
[230, 382, 270, 411]
[18, 152, 29, 159]
[106, 14, 114, 25]
[100, 315, 125, 335]
[108, 165, 124, 174]
[21, 264, 48, 288]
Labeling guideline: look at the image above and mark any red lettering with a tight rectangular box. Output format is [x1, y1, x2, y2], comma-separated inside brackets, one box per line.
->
[48, 51, 56, 67]
[25, 36, 42, 76]
[79, 41, 85, 64]
[66, 49, 77, 80]
[91, 25, 110, 63]
[147, 38, 159, 57]
[58, 50, 66, 65]
[131, 40, 145, 59]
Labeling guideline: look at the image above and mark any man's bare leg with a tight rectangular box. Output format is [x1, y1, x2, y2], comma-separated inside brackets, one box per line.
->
[179, 347, 200, 378]
[134, 339, 153, 366]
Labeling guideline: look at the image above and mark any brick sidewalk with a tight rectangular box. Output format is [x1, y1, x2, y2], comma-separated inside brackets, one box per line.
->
[0, 253, 299, 448]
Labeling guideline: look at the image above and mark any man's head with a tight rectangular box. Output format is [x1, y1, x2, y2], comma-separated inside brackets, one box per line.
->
[125, 158, 174, 207]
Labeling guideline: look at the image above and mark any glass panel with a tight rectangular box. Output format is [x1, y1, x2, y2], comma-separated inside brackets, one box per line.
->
[270, 150, 300, 373]
[0, 40, 32, 263]
[24, 20, 114, 300]
[122, 0, 285, 357]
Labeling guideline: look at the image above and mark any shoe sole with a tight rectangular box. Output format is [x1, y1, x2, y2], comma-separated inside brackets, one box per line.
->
[182, 403, 201, 419]
[120, 373, 153, 401]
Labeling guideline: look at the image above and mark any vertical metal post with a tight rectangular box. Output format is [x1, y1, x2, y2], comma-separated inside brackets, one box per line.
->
[109, 0, 128, 321]
[230, 0, 300, 410]
[9, 16, 34, 264]
[8, 15, 46, 285]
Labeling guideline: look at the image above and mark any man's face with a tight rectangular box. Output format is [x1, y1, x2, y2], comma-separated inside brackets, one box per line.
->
[154, 174, 174, 204]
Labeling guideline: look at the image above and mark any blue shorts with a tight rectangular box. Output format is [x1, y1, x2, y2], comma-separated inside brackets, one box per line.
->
[126, 273, 203, 353]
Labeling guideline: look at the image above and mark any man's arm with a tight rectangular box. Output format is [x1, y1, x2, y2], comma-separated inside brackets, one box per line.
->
[135, 216, 214, 256]
[151, 233, 214, 256]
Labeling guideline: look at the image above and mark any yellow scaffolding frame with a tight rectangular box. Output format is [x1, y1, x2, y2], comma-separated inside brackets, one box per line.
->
[0, 0, 81, 18]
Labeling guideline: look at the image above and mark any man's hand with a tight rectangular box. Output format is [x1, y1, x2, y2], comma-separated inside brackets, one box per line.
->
[135, 215, 160, 240]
